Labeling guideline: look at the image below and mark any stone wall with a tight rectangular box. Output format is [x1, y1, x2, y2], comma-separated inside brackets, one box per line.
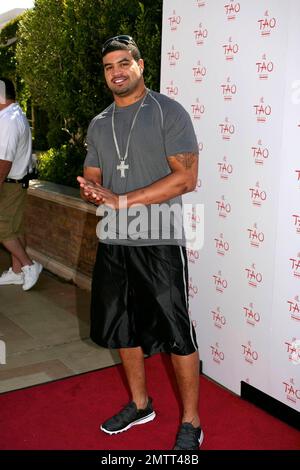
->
[24, 181, 99, 290]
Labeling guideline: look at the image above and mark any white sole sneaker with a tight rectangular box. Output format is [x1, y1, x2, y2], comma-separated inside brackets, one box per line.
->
[22, 261, 43, 291]
[199, 429, 204, 447]
[0, 268, 24, 286]
[100, 411, 156, 435]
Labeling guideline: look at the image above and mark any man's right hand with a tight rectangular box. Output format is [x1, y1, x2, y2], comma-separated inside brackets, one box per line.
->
[77, 176, 104, 205]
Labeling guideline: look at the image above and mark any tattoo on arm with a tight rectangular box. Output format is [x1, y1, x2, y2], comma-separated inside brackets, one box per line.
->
[170, 152, 198, 169]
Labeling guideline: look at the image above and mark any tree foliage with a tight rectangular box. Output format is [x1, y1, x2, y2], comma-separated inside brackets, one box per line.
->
[0, 15, 29, 110]
[15, 0, 162, 186]
[0, 16, 19, 79]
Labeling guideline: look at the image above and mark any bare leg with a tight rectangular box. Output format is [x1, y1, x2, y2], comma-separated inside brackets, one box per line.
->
[171, 350, 200, 427]
[118, 346, 149, 409]
[2, 237, 33, 272]
[11, 235, 27, 273]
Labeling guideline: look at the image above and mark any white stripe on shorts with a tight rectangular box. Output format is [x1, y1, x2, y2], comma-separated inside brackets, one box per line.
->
[179, 246, 198, 351]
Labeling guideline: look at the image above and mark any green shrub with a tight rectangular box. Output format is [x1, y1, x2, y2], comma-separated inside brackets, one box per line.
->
[37, 144, 85, 188]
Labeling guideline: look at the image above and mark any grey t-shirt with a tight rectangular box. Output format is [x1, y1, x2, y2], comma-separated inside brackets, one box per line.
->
[84, 90, 198, 246]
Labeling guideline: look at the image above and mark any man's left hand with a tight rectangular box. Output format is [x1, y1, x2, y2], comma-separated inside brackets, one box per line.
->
[77, 176, 119, 209]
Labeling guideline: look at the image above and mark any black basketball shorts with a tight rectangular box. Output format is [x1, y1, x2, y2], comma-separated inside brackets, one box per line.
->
[90, 243, 198, 356]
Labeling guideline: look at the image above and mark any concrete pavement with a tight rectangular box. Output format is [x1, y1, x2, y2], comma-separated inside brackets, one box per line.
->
[0, 248, 120, 393]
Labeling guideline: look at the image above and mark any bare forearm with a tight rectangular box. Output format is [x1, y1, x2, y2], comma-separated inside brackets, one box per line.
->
[126, 170, 195, 206]
[78, 152, 199, 209]
[0, 160, 12, 184]
[126, 152, 198, 206]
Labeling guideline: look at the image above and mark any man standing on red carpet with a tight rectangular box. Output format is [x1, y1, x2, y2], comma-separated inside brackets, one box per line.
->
[78, 36, 203, 450]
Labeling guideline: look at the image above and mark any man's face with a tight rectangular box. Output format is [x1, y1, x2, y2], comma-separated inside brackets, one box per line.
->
[102, 50, 144, 97]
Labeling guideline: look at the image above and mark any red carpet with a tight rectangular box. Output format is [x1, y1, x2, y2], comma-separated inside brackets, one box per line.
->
[0, 354, 299, 450]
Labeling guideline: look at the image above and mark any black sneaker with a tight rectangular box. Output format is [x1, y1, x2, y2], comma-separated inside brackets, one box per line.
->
[100, 398, 156, 435]
[173, 422, 204, 450]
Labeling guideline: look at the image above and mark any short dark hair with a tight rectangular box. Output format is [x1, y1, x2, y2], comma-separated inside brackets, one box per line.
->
[0, 78, 16, 101]
[102, 40, 141, 62]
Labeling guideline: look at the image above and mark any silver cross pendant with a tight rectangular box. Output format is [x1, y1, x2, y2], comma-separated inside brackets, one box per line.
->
[117, 160, 129, 178]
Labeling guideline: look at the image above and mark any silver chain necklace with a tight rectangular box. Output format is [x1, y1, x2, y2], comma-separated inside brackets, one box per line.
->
[112, 89, 148, 178]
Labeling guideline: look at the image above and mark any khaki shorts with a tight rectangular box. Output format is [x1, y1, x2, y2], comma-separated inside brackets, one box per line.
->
[0, 183, 27, 242]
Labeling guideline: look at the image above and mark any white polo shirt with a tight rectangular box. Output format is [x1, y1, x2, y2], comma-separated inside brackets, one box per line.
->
[0, 103, 32, 179]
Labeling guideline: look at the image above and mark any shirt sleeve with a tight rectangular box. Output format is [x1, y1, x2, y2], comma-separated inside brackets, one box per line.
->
[0, 119, 20, 162]
[83, 119, 102, 168]
[163, 100, 198, 158]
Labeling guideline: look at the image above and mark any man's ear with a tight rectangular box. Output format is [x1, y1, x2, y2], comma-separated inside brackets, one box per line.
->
[138, 59, 144, 73]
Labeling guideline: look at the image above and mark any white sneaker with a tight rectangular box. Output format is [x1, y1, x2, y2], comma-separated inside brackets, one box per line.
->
[0, 267, 24, 285]
[22, 261, 43, 291]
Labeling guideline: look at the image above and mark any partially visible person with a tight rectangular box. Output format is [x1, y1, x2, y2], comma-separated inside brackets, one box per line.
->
[0, 78, 42, 290]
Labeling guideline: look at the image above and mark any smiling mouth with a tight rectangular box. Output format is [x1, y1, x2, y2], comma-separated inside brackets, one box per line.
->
[112, 77, 127, 85]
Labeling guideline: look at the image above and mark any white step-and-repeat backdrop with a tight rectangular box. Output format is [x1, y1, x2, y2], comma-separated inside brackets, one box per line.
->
[160, 0, 300, 411]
